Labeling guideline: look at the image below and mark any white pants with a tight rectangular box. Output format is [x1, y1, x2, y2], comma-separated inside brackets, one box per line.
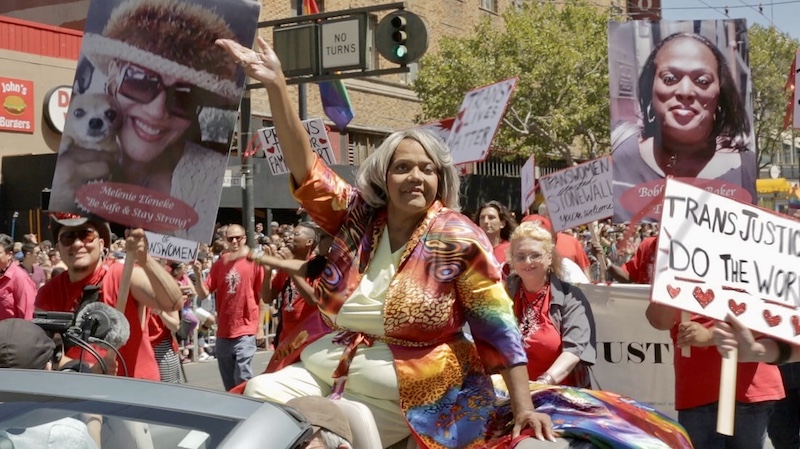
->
[244, 363, 410, 448]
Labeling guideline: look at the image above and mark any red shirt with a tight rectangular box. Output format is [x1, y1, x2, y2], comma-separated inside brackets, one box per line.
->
[670, 316, 784, 409]
[36, 264, 160, 380]
[204, 254, 264, 338]
[515, 287, 580, 386]
[0, 263, 37, 320]
[622, 237, 657, 284]
[147, 312, 177, 352]
[555, 233, 590, 270]
[271, 270, 316, 342]
[493, 241, 510, 265]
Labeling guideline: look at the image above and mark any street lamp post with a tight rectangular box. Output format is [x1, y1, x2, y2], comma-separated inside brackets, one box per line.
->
[10, 211, 19, 240]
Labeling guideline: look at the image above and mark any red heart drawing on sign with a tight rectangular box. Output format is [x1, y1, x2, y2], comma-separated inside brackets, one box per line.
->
[667, 285, 681, 299]
[728, 299, 746, 316]
[792, 316, 800, 336]
[319, 138, 327, 144]
[763, 310, 782, 327]
[266, 146, 276, 154]
[692, 287, 714, 308]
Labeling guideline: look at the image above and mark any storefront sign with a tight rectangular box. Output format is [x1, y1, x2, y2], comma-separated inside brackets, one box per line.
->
[43, 85, 72, 133]
[0, 77, 35, 133]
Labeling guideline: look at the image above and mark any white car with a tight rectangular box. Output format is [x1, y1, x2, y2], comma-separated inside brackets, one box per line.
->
[0, 369, 312, 449]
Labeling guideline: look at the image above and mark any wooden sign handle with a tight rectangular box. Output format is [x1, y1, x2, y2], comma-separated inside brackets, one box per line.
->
[588, 222, 607, 281]
[116, 254, 136, 314]
[680, 311, 691, 357]
[716, 349, 738, 436]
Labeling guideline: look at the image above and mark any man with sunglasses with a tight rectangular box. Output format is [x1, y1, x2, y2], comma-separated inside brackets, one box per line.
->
[192, 224, 265, 391]
[36, 214, 183, 380]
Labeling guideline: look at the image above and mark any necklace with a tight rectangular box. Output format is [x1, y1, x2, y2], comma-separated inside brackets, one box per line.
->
[518, 283, 550, 348]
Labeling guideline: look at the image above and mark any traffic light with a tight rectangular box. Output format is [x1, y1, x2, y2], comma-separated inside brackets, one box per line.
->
[376, 11, 428, 65]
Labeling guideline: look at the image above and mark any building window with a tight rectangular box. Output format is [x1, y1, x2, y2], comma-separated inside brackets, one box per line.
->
[479, 0, 498, 13]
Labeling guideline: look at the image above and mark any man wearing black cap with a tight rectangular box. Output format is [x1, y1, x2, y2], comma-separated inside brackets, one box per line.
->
[35, 213, 182, 380]
[286, 396, 353, 449]
[0, 318, 98, 448]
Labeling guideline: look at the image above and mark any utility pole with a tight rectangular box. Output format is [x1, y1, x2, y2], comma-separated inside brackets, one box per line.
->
[240, 90, 256, 248]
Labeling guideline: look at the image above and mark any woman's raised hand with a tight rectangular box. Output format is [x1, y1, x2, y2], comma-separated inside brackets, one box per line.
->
[215, 36, 283, 87]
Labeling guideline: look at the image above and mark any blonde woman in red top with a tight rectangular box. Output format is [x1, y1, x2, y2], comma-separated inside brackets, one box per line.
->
[505, 221, 596, 387]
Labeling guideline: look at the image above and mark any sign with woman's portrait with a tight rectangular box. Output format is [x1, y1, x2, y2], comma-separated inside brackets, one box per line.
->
[48, 0, 260, 243]
[608, 19, 756, 223]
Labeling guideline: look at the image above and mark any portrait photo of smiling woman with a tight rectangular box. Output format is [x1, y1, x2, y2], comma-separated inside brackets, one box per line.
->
[608, 20, 756, 223]
[48, 0, 259, 243]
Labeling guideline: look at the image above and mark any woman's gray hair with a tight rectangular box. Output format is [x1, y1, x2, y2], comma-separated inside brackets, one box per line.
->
[319, 429, 353, 449]
[355, 128, 461, 212]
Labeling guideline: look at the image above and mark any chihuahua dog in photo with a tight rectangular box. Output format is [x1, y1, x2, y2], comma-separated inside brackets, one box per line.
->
[50, 92, 120, 211]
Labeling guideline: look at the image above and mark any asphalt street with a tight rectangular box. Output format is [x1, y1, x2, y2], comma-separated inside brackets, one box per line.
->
[182, 349, 273, 391]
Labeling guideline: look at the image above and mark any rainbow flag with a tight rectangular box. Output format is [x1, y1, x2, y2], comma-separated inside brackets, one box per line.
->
[304, 0, 355, 130]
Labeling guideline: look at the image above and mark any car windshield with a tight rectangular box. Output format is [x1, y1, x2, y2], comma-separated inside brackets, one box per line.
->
[0, 370, 312, 449]
[0, 398, 231, 449]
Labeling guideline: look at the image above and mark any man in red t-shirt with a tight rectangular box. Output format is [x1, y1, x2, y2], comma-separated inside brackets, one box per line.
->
[193, 224, 265, 391]
[35, 214, 183, 380]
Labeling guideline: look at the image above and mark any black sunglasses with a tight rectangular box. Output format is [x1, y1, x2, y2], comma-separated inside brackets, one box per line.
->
[226, 235, 245, 243]
[118, 63, 221, 119]
[58, 228, 98, 246]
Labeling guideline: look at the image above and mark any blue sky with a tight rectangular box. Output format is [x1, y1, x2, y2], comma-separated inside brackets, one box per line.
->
[661, 0, 800, 41]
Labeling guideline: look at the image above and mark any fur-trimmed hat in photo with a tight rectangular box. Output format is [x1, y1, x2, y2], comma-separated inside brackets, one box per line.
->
[50, 212, 113, 249]
[81, 0, 241, 102]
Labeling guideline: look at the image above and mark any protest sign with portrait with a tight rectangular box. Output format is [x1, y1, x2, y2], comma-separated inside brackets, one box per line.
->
[48, 0, 260, 244]
[608, 19, 756, 223]
[652, 178, 800, 343]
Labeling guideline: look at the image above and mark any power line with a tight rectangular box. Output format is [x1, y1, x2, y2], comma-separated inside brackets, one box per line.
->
[659, 0, 800, 9]
[694, 0, 730, 17]
[735, 0, 782, 31]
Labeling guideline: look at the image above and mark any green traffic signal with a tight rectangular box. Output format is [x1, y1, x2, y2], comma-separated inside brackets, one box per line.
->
[394, 45, 408, 58]
[376, 10, 428, 65]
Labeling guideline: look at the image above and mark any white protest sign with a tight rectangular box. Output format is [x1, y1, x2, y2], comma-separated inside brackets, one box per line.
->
[580, 283, 676, 419]
[539, 157, 613, 232]
[145, 231, 199, 263]
[418, 117, 454, 143]
[446, 77, 518, 164]
[520, 155, 536, 212]
[257, 118, 335, 175]
[653, 178, 800, 342]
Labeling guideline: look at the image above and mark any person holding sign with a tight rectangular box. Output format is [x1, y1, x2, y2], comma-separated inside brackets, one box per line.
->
[49, 0, 245, 242]
[35, 214, 183, 379]
[474, 200, 517, 265]
[646, 302, 783, 447]
[612, 31, 756, 222]
[504, 221, 596, 387]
